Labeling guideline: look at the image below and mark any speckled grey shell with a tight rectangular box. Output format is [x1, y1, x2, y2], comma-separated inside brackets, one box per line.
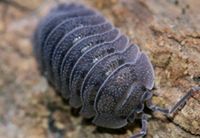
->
[33, 3, 155, 129]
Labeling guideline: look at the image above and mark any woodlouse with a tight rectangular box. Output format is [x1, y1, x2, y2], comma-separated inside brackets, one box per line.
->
[32, 3, 200, 138]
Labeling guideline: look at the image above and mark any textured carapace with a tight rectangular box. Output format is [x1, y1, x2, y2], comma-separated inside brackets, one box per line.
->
[33, 3, 200, 138]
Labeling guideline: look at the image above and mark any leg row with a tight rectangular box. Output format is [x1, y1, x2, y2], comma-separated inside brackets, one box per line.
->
[130, 113, 148, 138]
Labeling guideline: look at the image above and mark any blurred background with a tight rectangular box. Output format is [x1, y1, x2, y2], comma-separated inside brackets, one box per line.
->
[0, 0, 200, 138]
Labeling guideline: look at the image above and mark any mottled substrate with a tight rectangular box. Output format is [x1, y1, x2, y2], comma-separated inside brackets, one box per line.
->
[0, 0, 199, 138]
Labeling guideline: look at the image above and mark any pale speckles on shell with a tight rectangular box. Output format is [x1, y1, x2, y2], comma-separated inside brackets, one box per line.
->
[33, 3, 155, 129]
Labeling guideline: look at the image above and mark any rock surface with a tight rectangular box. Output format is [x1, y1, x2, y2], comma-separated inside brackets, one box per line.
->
[0, 0, 199, 138]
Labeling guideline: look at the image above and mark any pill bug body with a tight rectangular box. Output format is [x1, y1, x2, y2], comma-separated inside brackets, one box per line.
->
[33, 3, 200, 138]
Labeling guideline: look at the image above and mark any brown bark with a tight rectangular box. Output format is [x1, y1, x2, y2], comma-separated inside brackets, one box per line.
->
[0, 0, 199, 138]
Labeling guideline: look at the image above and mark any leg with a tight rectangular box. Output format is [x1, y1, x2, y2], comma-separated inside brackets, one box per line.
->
[140, 90, 153, 102]
[146, 86, 200, 115]
[130, 113, 148, 138]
